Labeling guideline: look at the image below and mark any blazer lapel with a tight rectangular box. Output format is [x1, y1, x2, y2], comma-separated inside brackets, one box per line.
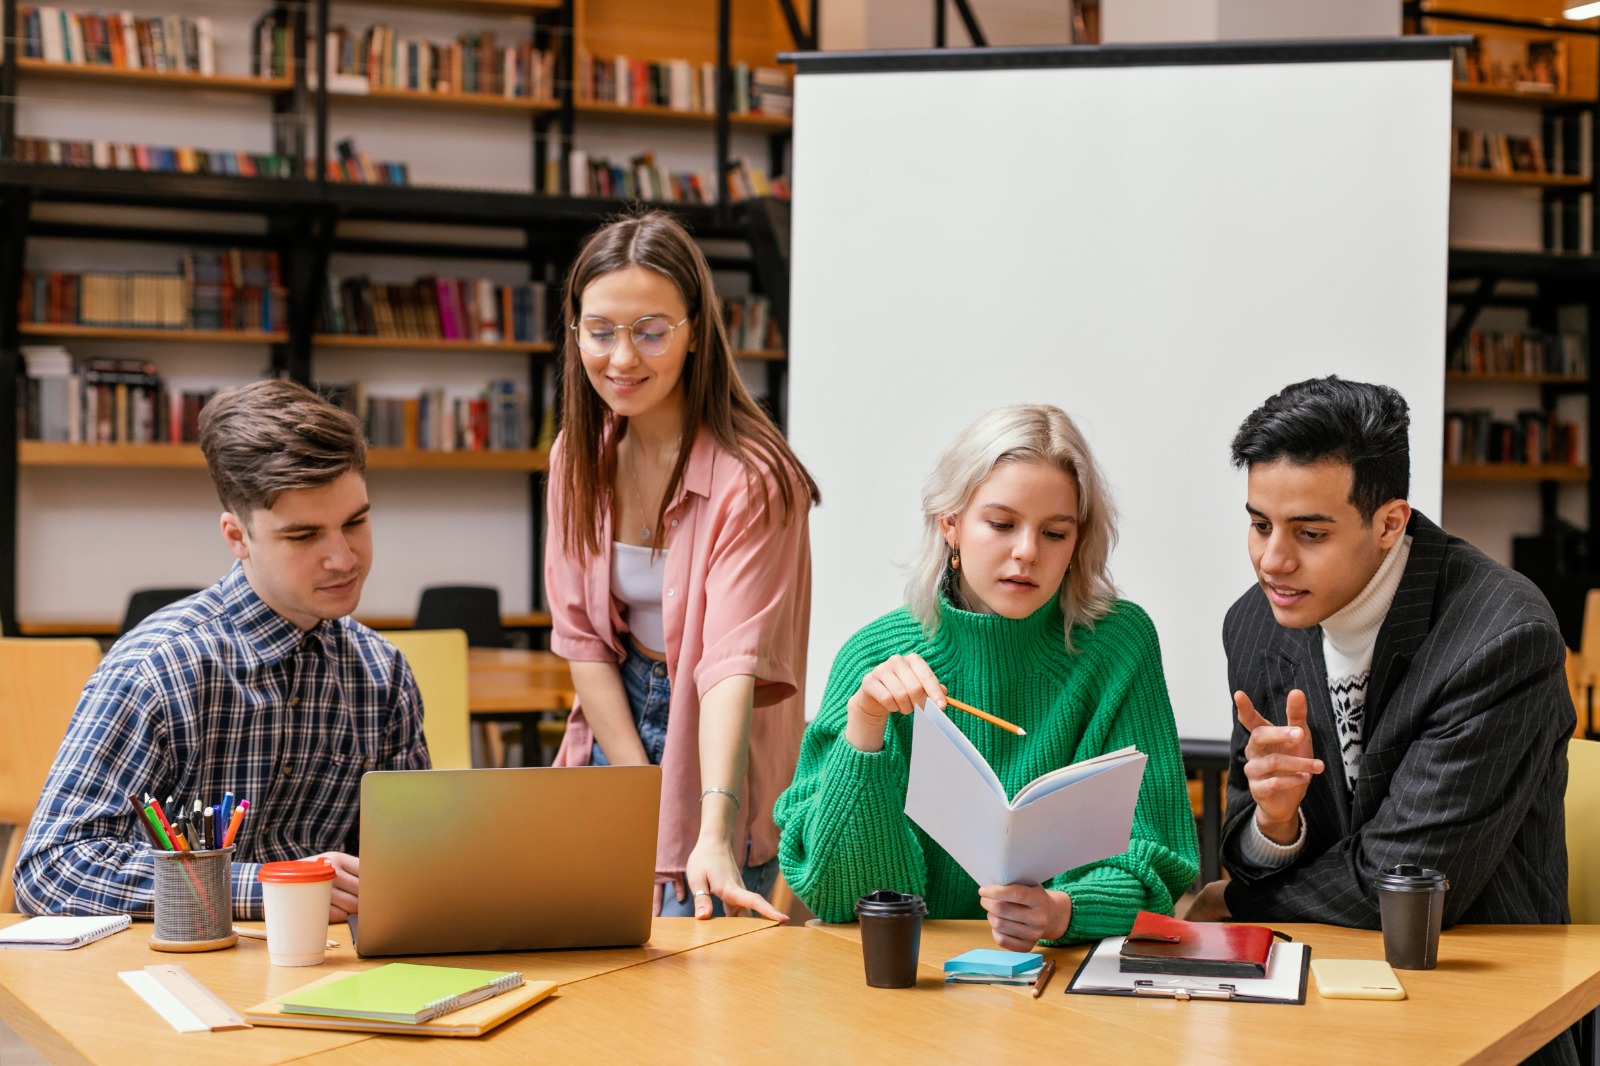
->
[1278, 624, 1353, 838]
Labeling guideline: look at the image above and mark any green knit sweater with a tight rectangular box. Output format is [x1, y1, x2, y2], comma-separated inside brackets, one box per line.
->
[773, 596, 1199, 944]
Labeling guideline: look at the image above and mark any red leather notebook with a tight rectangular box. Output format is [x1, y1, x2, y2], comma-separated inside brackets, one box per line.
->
[1118, 911, 1283, 979]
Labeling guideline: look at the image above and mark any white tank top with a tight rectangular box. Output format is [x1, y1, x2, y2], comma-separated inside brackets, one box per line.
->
[612, 541, 668, 654]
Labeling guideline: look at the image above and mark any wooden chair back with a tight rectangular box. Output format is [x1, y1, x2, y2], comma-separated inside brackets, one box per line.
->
[0, 637, 102, 912]
[379, 629, 472, 770]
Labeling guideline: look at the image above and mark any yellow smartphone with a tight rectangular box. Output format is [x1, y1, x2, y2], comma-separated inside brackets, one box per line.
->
[1311, 959, 1406, 1000]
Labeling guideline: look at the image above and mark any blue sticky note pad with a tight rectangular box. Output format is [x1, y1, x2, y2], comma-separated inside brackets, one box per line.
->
[943, 949, 1044, 976]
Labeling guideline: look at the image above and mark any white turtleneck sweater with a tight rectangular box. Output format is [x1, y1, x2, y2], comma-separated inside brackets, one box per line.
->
[1239, 534, 1414, 869]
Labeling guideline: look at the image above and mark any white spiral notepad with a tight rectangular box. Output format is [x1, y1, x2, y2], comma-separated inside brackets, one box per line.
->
[0, 914, 132, 950]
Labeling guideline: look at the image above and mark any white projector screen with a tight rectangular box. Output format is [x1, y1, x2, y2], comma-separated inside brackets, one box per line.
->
[787, 39, 1452, 742]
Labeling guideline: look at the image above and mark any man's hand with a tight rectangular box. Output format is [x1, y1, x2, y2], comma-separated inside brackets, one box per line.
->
[1236, 689, 1322, 844]
[1183, 880, 1231, 922]
[301, 852, 359, 922]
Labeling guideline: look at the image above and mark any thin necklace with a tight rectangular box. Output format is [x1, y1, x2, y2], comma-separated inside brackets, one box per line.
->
[628, 461, 653, 544]
[623, 438, 678, 546]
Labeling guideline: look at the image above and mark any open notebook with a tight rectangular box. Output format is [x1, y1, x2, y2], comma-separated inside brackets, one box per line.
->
[904, 703, 1147, 886]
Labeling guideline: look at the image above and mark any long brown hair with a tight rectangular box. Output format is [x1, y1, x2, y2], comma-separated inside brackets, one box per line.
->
[556, 211, 820, 561]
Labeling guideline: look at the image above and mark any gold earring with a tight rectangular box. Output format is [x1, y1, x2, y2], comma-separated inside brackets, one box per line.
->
[949, 549, 961, 572]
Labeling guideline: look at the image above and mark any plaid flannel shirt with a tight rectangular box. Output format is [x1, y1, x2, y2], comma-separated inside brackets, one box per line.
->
[13, 563, 430, 918]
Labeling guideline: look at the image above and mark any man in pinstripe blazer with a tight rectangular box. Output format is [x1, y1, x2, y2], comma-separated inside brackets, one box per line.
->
[1186, 377, 1572, 936]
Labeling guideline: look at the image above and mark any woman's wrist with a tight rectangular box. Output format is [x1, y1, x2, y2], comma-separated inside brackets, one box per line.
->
[698, 787, 740, 840]
[843, 696, 888, 753]
[1046, 890, 1073, 941]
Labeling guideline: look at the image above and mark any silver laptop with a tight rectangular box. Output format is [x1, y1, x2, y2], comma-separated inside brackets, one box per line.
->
[351, 765, 660, 956]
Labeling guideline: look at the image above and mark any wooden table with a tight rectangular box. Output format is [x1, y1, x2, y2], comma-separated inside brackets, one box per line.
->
[5, 916, 1598, 1063]
[812, 919, 1600, 1065]
[0, 915, 768, 1065]
[467, 649, 575, 766]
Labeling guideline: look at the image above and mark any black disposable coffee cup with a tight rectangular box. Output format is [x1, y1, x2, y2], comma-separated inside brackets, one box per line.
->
[854, 889, 928, 988]
[1375, 864, 1450, 970]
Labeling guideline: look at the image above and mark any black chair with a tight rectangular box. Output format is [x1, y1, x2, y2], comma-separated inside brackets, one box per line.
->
[415, 585, 506, 648]
[120, 587, 203, 636]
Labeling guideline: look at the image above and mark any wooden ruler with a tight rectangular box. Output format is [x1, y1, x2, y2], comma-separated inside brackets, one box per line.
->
[144, 963, 252, 1031]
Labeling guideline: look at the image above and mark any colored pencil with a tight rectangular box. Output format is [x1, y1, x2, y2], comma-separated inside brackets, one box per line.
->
[944, 696, 1027, 737]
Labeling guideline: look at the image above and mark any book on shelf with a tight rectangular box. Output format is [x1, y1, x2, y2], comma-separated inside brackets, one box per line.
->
[311, 25, 555, 101]
[252, 11, 293, 79]
[1547, 196, 1594, 255]
[314, 137, 410, 186]
[1444, 407, 1582, 466]
[19, 7, 217, 75]
[576, 53, 791, 117]
[317, 275, 547, 343]
[561, 148, 717, 204]
[12, 136, 293, 179]
[318, 380, 531, 452]
[726, 158, 789, 202]
[1452, 35, 1568, 95]
[1453, 128, 1556, 177]
[18, 349, 186, 445]
[722, 294, 780, 351]
[1450, 328, 1586, 378]
[21, 253, 286, 333]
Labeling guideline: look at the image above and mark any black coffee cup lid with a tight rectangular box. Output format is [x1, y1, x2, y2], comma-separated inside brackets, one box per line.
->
[854, 889, 929, 918]
[1374, 863, 1450, 892]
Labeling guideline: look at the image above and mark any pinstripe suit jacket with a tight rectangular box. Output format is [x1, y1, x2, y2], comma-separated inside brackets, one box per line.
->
[1220, 512, 1572, 928]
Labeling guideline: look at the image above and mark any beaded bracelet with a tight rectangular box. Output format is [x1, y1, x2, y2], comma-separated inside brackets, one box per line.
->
[700, 787, 741, 810]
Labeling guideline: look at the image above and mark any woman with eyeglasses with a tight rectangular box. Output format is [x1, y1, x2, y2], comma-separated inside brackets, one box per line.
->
[545, 211, 820, 921]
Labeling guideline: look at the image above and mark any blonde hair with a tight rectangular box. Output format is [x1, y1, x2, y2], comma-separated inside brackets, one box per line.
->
[906, 404, 1119, 650]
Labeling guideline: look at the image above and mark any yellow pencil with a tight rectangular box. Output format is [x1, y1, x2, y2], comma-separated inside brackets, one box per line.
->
[944, 696, 1027, 737]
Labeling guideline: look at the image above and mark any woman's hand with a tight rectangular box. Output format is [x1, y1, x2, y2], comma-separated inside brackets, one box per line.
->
[844, 653, 946, 753]
[684, 837, 788, 922]
[977, 884, 1072, 950]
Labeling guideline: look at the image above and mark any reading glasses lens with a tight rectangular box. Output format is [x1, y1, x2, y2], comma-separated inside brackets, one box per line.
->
[577, 316, 676, 357]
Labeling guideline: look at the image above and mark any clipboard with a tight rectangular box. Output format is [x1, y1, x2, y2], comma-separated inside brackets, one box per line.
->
[1065, 934, 1311, 1004]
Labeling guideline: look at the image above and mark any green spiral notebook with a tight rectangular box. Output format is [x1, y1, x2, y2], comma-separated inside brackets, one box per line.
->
[280, 963, 524, 1025]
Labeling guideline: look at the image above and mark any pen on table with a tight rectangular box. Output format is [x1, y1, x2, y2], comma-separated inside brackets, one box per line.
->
[1032, 958, 1056, 998]
[944, 696, 1027, 737]
[232, 926, 338, 949]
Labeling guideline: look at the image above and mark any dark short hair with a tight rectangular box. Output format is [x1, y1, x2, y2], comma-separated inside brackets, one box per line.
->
[1230, 376, 1410, 521]
[199, 379, 367, 521]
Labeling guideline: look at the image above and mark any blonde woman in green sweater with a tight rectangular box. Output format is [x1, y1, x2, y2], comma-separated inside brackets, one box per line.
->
[773, 404, 1199, 949]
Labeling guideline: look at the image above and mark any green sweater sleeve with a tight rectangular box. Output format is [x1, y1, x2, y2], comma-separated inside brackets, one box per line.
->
[1046, 606, 1200, 942]
[772, 623, 929, 923]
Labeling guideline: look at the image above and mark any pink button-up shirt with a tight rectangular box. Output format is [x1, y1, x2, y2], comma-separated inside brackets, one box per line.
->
[545, 428, 811, 878]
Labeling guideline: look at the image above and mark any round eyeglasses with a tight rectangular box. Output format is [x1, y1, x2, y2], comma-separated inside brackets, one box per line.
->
[571, 315, 689, 359]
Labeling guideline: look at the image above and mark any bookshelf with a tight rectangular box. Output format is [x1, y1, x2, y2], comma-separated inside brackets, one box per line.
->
[1409, 4, 1600, 623]
[0, 0, 805, 635]
[13, 58, 294, 93]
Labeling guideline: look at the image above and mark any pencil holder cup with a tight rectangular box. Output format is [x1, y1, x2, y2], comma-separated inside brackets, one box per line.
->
[150, 846, 237, 952]
[854, 889, 928, 988]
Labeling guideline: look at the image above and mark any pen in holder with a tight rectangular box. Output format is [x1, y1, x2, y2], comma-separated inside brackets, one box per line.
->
[150, 845, 237, 952]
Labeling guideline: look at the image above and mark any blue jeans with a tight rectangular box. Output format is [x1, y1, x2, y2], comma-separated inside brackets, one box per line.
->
[590, 635, 671, 767]
[592, 635, 778, 913]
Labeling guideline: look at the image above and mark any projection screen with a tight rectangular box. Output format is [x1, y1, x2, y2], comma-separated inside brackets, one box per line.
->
[786, 39, 1453, 741]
